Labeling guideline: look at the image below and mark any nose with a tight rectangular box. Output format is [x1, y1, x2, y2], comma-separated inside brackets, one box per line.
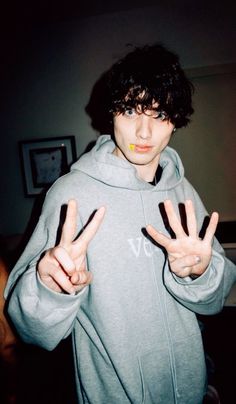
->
[136, 115, 152, 140]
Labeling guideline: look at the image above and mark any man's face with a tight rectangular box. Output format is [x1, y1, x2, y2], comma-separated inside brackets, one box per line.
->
[113, 104, 174, 181]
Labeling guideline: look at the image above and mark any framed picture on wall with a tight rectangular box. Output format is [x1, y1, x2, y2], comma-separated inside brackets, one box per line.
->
[19, 136, 77, 196]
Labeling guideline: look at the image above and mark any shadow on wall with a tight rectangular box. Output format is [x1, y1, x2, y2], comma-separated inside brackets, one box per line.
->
[85, 69, 114, 136]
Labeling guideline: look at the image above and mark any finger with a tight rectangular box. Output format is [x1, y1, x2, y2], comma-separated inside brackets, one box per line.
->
[71, 270, 93, 286]
[51, 269, 77, 294]
[74, 256, 87, 272]
[146, 225, 172, 250]
[39, 273, 64, 293]
[203, 212, 219, 244]
[38, 258, 65, 293]
[185, 200, 198, 237]
[53, 246, 76, 276]
[170, 266, 191, 278]
[169, 254, 201, 275]
[60, 199, 78, 247]
[75, 207, 106, 248]
[41, 265, 76, 295]
[164, 200, 186, 238]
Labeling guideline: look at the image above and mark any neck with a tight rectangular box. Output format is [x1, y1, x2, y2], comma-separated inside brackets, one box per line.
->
[133, 159, 160, 182]
[112, 145, 160, 182]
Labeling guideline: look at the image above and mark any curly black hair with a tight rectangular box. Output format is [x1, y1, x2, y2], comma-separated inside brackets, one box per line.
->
[107, 44, 194, 128]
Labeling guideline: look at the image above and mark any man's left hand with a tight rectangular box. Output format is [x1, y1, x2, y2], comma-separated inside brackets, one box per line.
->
[146, 199, 219, 278]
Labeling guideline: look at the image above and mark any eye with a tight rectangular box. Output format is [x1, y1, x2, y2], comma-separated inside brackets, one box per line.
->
[124, 108, 137, 118]
[154, 111, 167, 121]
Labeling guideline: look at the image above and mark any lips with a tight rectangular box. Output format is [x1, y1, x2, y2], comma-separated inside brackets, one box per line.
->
[134, 145, 153, 153]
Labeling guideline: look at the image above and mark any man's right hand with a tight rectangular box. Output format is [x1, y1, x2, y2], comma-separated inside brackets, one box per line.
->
[38, 199, 105, 294]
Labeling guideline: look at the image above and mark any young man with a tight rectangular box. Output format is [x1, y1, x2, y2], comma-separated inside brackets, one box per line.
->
[5, 44, 236, 403]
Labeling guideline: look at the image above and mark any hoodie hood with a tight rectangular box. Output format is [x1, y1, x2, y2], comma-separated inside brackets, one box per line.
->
[71, 135, 184, 191]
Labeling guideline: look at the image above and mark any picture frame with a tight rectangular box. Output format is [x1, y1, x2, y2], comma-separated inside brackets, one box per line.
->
[19, 136, 77, 196]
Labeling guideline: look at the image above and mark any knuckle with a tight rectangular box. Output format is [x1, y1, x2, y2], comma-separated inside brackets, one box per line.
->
[80, 272, 88, 284]
[53, 246, 70, 261]
[54, 245, 65, 255]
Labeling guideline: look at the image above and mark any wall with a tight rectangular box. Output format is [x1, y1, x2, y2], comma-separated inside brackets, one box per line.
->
[0, 1, 235, 235]
[170, 65, 236, 221]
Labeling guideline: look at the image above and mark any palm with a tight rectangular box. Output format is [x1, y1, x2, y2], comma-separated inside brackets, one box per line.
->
[146, 200, 219, 277]
[38, 200, 105, 293]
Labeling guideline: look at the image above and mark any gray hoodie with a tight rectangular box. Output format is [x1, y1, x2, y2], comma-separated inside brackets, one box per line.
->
[5, 135, 236, 403]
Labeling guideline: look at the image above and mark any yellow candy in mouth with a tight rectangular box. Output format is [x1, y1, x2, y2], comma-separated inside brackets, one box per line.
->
[129, 144, 135, 151]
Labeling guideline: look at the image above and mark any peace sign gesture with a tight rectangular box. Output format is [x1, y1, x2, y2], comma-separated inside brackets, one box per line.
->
[146, 199, 219, 278]
[38, 200, 105, 294]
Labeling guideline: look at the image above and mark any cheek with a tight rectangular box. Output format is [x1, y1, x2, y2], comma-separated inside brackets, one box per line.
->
[114, 120, 133, 143]
[155, 124, 173, 140]
[163, 133, 173, 147]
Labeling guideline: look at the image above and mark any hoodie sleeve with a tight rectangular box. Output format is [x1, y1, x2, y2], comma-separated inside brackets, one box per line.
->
[164, 240, 236, 315]
[7, 266, 85, 350]
[5, 180, 87, 351]
[163, 180, 236, 315]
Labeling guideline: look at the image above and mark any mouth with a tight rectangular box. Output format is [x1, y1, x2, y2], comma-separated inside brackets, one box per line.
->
[129, 144, 153, 153]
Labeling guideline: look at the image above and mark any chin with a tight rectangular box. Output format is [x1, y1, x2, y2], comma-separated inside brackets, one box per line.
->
[128, 156, 152, 166]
